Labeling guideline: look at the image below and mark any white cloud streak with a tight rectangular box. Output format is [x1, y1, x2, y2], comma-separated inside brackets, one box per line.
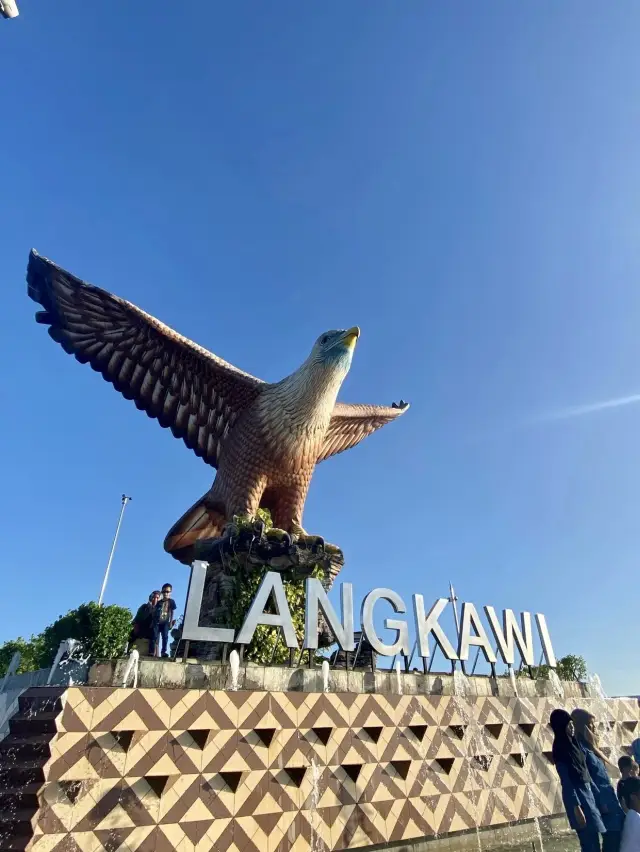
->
[534, 393, 640, 424]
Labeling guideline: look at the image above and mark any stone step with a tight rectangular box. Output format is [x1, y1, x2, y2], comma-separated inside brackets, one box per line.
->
[0, 783, 42, 811]
[0, 808, 35, 836]
[0, 734, 53, 761]
[18, 689, 64, 717]
[0, 835, 33, 852]
[0, 761, 46, 787]
[9, 713, 58, 737]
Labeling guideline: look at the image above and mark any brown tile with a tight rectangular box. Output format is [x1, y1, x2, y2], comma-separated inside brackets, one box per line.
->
[180, 820, 213, 845]
[81, 689, 118, 710]
[73, 782, 125, 831]
[155, 689, 191, 709]
[37, 805, 69, 835]
[49, 834, 84, 852]
[60, 705, 90, 734]
[96, 693, 167, 734]
[94, 829, 133, 852]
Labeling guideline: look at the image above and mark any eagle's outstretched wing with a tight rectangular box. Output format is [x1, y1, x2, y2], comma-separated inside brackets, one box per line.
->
[27, 250, 264, 468]
[318, 401, 409, 463]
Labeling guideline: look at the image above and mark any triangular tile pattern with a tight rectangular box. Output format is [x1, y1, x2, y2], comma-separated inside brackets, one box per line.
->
[284, 766, 307, 787]
[144, 775, 170, 797]
[254, 727, 276, 747]
[518, 723, 536, 738]
[58, 780, 86, 805]
[408, 724, 428, 742]
[311, 726, 332, 746]
[342, 764, 362, 783]
[390, 760, 411, 780]
[485, 723, 503, 740]
[188, 728, 210, 750]
[220, 770, 243, 793]
[112, 730, 136, 752]
[362, 726, 383, 743]
[24, 686, 640, 852]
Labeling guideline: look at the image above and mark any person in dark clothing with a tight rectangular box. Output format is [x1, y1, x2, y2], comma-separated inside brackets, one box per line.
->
[619, 777, 640, 852]
[152, 583, 177, 658]
[572, 708, 624, 852]
[130, 591, 160, 654]
[617, 757, 639, 813]
[551, 708, 606, 852]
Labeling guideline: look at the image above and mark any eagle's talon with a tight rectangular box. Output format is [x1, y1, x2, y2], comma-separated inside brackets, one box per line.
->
[266, 527, 290, 543]
[296, 533, 325, 552]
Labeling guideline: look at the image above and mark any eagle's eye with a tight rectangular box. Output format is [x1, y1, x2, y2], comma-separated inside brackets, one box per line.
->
[320, 334, 329, 345]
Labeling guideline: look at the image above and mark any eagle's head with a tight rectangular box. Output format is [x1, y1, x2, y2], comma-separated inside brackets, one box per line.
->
[310, 327, 360, 375]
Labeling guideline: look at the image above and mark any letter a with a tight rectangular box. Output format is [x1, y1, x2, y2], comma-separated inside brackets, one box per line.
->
[236, 572, 298, 649]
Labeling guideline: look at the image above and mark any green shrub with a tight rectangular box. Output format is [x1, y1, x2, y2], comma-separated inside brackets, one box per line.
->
[0, 636, 45, 676]
[518, 653, 588, 682]
[0, 602, 133, 676]
[227, 509, 326, 664]
[37, 602, 133, 665]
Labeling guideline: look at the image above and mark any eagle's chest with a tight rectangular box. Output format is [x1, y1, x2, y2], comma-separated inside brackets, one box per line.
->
[267, 416, 329, 470]
[251, 399, 330, 471]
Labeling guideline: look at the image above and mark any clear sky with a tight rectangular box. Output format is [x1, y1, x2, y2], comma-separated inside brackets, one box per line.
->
[2, 1, 640, 695]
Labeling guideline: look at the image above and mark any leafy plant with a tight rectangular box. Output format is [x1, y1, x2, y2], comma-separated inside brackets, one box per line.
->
[0, 602, 133, 676]
[556, 654, 587, 682]
[518, 653, 588, 682]
[38, 602, 133, 664]
[226, 509, 326, 664]
[0, 636, 45, 676]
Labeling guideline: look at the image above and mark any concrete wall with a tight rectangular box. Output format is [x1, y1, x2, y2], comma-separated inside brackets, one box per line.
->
[88, 657, 590, 700]
[21, 676, 638, 852]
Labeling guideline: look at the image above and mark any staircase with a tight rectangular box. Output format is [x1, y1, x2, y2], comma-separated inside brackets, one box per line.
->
[0, 688, 64, 852]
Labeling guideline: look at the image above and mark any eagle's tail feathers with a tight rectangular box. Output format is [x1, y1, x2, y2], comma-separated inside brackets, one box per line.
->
[164, 493, 226, 564]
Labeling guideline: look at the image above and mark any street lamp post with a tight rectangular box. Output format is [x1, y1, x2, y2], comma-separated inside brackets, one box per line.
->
[98, 494, 132, 606]
[0, 0, 19, 19]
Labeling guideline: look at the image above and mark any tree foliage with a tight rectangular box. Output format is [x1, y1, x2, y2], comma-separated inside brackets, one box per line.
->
[556, 654, 588, 682]
[227, 509, 326, 664]
[0, 602, 133, 677]
[521, 654, 588, 682]
[0, 636, 45, 676]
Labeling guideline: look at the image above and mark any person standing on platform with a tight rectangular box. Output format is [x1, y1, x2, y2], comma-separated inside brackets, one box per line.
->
[550, 709, 606, 852]
[152, 583, 177, 658]
[130, 591, 160, 655]
[618, 756, 639, 813]
[619, 777, 640, 852]
[572, 708, 625, 852]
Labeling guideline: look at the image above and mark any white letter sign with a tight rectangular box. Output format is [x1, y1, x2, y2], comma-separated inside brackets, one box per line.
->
[236, 572, 298, 649]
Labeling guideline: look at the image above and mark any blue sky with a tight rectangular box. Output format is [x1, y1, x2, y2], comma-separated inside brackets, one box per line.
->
[2, 1, 640, 694]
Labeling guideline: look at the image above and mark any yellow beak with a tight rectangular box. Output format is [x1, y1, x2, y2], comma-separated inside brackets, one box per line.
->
[342, 326, 360, 348]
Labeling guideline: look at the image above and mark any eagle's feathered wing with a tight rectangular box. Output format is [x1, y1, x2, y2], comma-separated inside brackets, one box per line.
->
[27, 250, 408, 472]
[318, 402, 409, 462]
[27, 250, 264, 468]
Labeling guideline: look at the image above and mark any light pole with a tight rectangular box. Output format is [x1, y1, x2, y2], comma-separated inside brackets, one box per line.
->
[448, 582, 460, 636]
[98, 494, 132, 606]
[0, 0, 19, 19]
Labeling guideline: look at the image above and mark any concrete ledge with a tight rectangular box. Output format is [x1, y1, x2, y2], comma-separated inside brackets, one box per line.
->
[88, 657, 592, 698]
[367, 814, 573, 851]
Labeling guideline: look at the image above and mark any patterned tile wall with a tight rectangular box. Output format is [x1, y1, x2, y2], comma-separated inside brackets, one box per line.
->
[28, 687, 640, 852]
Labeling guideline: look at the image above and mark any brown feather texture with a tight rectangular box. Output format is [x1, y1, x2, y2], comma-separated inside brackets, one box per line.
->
[27, 250, 409, 562]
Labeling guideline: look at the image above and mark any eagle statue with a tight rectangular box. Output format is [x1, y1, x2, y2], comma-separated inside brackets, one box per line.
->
[27, 250, 409, 563]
